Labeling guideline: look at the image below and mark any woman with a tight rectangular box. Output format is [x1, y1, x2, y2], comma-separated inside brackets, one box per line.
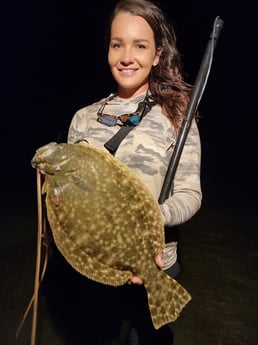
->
[67, 0, 202, 343]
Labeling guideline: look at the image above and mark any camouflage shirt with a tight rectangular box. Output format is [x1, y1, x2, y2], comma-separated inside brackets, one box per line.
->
[68, 91, 202, 228]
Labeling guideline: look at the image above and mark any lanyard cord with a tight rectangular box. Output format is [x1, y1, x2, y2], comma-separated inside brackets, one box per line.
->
[104, 92, 157, 155]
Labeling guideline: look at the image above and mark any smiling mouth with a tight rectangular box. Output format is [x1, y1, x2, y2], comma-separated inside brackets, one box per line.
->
[118, 69, 138, 76]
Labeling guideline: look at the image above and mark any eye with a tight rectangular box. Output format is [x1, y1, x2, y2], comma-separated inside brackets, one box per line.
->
[110, 43, 121, 49]
[136, 44, 146, 49]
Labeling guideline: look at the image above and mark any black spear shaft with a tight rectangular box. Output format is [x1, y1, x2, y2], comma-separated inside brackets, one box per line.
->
[158, 16, 224, 204]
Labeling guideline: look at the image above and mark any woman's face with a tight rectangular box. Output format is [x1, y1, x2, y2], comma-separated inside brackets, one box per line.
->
[108, 12, 161, 98]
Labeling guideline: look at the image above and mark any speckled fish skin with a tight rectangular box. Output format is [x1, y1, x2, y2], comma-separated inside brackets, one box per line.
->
[31, 142, 191, 329]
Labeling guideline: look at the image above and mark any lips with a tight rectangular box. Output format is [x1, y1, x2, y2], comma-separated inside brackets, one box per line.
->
[118, 68, 138, 76]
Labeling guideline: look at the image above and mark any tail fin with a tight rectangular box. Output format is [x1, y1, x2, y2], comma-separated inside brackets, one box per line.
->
[144, 269, 191, 329]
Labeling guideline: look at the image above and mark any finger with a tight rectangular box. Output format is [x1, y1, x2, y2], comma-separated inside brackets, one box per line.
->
[155, 252, 164, 269]
[128, 276, 144, 285]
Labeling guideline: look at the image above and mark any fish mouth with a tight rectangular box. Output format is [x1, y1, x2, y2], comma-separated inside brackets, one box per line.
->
[31, 154, 41, 169]
[31, 157, 69, 175]
[31, 142, 70, 175]
[31, 154, 43, 171]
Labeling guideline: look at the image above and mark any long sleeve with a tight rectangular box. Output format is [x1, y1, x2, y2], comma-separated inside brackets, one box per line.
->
[159, 119, 202, 226]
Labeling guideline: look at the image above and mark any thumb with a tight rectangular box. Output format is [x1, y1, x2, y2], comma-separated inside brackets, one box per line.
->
[155, 252, 163, 269]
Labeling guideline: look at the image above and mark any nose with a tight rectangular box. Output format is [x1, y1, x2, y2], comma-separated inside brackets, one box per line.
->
[120, 46, 134, 65]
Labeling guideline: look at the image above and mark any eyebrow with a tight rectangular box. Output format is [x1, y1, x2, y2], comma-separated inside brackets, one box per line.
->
[110, 37, 150, 43]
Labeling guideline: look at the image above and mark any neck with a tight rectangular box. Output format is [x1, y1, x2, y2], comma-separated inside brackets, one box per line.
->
[117, 85, 149, 99]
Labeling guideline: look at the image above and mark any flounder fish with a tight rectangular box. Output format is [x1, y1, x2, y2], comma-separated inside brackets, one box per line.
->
[31, 142, 191, 329]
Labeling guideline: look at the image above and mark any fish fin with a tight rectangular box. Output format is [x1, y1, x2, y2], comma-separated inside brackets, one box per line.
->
[53, 234, 133, 287]
[144, 269, 191, 329]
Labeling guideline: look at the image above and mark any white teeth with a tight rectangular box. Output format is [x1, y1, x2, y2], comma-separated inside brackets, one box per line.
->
[120, 69, 136, 74]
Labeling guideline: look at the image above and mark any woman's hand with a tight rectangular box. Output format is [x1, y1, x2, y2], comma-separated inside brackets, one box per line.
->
[127, 252, 163, 285]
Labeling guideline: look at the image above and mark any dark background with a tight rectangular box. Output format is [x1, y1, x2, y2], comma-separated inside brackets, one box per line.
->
[1, 0, 256, 195]
[1, 1, 257, 345]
